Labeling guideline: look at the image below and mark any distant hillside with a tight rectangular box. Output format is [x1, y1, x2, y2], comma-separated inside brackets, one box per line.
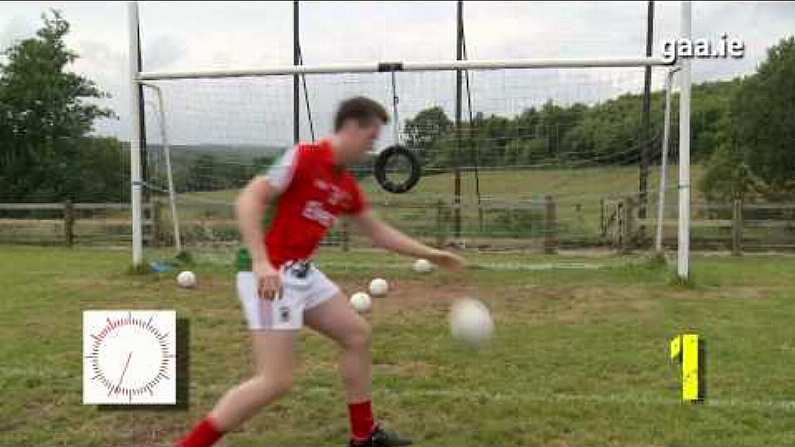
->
[144, 143, 285, 159]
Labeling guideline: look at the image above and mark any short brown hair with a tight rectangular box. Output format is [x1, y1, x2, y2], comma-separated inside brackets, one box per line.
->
[334, 96, 389, 131]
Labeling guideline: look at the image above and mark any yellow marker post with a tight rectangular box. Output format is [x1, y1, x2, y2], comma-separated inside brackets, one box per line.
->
[670, 333, 702, 402]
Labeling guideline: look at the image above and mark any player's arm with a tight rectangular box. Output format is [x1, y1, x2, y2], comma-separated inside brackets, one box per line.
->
[349, 210, 465, 270]
[235, 176, 282, 300]
[235, 176, 276, 267]
[237, 146, 300, 299]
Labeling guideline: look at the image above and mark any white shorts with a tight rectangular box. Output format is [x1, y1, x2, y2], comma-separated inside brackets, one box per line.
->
[236, 261, 340, 331]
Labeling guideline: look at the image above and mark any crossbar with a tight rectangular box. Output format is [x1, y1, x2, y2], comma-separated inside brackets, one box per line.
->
[138, 57, 672, 81]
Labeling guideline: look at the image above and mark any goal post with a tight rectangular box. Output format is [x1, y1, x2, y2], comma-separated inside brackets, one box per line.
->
[656, 67, 681, 255]
[137, 57, 672, 81]
[141, 82, 182, 254]
[678, 1, 693, 281]
[128, 1, 143, 267]
[127, 1, 692, 272]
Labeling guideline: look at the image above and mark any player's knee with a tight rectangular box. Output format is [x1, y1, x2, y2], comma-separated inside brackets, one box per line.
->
[271, 374, 294, 398]
[255, 373, 294, 400]
[344, 321, 371, 351]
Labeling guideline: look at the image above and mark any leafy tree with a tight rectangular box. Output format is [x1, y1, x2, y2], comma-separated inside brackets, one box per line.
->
[701, 37, 795, 200]
[700, 143, 762, 202]
[402, 39, 792, 196]
[0, 10, 117, 201]
[72, 137, 129, 202]
[403, 106, 452, 165]
[689, 79, 740, 160]
[731, 36, 795, 191]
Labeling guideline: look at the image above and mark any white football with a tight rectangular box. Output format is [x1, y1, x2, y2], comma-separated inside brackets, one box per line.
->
[349, 292, 372, 313]
[449, 298, 494, 346]
[413, 258, 434, 273]
[176, 271, 196, 288]
[369, 278, 389, 297]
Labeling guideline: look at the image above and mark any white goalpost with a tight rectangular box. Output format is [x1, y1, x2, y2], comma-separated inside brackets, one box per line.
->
[655, 66, 681, 255]
[142, 82, 182, 254]
[678, 1, 693, 280]
[126, 1, 692, 280]
[128, 1, 143, 267]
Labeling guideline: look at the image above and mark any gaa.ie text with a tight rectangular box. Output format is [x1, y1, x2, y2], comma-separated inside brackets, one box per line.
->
[661, 33, 745, 63]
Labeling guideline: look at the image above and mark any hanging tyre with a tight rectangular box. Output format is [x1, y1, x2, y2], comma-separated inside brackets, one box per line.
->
[373, 145, 422, 194]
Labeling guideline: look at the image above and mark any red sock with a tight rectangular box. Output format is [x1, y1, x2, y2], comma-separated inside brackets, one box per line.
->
[348, 400, 376, 442]
[175, 416, 223, 447]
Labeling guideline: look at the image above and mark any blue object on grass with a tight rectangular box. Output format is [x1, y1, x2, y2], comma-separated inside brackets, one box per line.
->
[150, 261, 175, 273]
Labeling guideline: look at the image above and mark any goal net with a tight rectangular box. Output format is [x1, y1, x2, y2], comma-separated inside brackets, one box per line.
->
[138, 65, 680, 263]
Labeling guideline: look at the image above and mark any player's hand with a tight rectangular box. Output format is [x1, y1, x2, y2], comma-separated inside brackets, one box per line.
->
[253, 261, 281, 300]
[430, 250, 466, 271]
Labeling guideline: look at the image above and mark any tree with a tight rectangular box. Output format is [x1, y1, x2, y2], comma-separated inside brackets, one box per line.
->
[699, 143, 762, 202]
[731, 36, 795, 191]
[401, 71, 755, 176]
[689, 79, 739, 160]
[0, 10, 116, 201]
[403, 106, 453, 166]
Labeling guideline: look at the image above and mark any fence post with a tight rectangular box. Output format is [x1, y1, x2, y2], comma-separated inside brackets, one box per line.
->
[732, 198, 743, 256]
[600, 198, 605, 236]
[544, 195, 557, 254]
[616, 200, 625, 251]
[341, 219, 349, 252]
[436, 199, 446, 248]
[625, 196, 637, 252]
[478, 200, 484, 235]
[151, 200, 162, 247]
[63, 200, 74, 247]
[575, 202, 584, 231]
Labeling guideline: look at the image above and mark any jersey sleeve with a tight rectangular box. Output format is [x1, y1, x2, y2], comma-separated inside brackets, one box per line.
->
[263, 145, 301, 193]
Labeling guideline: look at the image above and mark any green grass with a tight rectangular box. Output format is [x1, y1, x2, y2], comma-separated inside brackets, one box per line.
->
[377, 164, 701, 200]
[179, 163, 702, 207]
[2, 245, 795, 446]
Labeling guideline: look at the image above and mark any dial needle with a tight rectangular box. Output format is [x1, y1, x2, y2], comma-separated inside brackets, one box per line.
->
[110, 352, 133, 397]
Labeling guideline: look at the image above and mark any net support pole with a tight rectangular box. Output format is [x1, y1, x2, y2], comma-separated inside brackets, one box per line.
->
[677, 1, 692, 279]
[454, 0, 463, 241]
[137, 25, 148, 207]
[128, 1, 143, 267]
[143, 83, 182, 254]
[293, 0, 300, 144]
[655, 67, 678, 254]
[639, 0, 654, 221]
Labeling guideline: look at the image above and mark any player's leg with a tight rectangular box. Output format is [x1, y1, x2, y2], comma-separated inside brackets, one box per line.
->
[304, 291, 411, 446]
[174, 330, 298, 447]
[305, 294, 372, 402]
[174, 271, 301, 447]
[209, 330, 298, 429]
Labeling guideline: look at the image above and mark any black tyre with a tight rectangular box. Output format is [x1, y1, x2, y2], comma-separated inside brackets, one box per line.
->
[373, 145, 422, 194]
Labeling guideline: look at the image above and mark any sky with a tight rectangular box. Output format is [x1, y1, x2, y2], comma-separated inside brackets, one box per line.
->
[1, 1, 794, 148]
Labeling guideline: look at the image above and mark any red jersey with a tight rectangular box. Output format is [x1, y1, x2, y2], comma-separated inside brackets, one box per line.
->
[263, 139, 367, 268]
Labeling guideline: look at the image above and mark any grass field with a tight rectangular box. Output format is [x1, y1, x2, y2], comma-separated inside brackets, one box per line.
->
[179, 163, 703, 203]
[180, 164, 701, 209]
[2, 244, 795, 446]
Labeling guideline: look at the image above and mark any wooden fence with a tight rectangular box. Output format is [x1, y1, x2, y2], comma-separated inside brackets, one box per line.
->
[0, 202, 155, 246]
[2, 198, 793, 253]
[602, 198, 795, 253]
[0, 198, 562, 251]
[338, 197, 559, 252]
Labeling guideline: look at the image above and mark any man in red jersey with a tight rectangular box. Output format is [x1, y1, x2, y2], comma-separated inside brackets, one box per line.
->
[175, 97, 465, 447]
